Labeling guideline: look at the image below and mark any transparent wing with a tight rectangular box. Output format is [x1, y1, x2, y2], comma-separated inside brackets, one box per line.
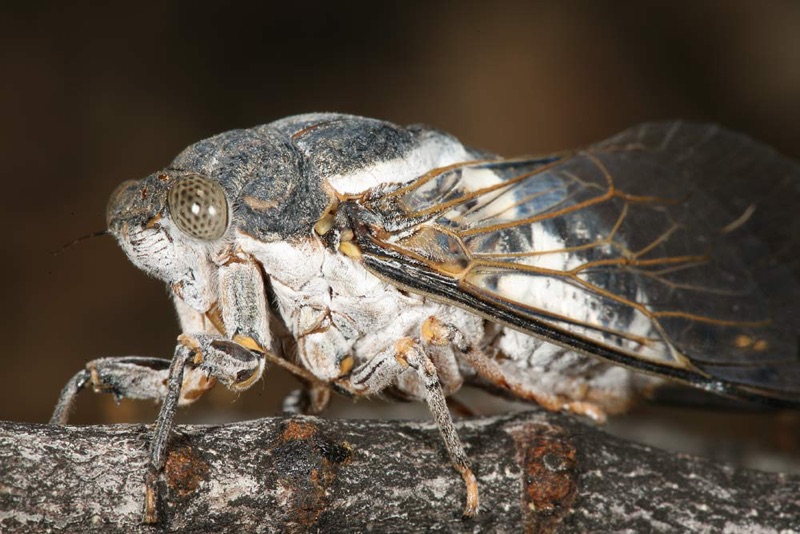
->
[346, 122, 800, 404]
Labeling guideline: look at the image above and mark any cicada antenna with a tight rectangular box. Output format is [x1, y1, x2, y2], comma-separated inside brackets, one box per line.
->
[51, 229, 110, 255]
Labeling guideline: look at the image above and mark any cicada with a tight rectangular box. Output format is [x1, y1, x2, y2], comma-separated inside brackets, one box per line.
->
[51, 114, 800, 522]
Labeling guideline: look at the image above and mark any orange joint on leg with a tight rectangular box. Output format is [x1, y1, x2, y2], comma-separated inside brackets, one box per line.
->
[394, 338, 416, 367]
[314, 213, 335, 236]
[178, 333, 202, 352]
[233, 334, 266, 353]
[88, 366, 102, 392]
[338, 240, 362, 259]
[180, 372, 217, 404]
[144, 478, 157, 524]
[421, 316, 451, 346]
[177, 334, 205, 365]
[338, 355, 354, 376]
[462, 466, 479, 518]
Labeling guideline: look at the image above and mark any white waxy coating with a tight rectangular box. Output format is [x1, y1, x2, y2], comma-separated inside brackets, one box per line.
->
[324, 133, 472, 195]
[237, 232, 483, 388]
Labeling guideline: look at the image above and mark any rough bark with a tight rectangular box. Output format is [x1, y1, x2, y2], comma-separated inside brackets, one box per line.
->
[0, 410, 797, 533]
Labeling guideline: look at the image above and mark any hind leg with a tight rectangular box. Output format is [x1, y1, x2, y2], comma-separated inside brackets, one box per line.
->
[422, 316, 611, 423]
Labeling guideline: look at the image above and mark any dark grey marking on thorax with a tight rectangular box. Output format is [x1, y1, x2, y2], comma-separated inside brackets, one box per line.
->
[168, 113, 433, 242]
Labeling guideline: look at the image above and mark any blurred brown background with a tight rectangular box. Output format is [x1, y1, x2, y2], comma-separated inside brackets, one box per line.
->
[2, 1, 799, 462]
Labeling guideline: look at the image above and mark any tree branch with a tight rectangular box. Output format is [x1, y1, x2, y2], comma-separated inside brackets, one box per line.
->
[1, 410, 797, 532]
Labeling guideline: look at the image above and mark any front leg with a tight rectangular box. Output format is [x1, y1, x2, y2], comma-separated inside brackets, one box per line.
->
[51, 258, 276, 524]
[143, 333, 266, 523]
[48, 335, 266, 523]
[143, 258, 274, 523]
[49, 338, 266, 427]
[51, 260, 272, 423]
[338, 338, 479, 517]
[50, 356, 174, 425]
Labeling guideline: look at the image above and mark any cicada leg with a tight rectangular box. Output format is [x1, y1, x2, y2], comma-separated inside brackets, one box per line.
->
[337, 337, 479, 518]
[281, 382, 332, 415]
[49, 333, 267, 524]
[50, 356, 174, 424]
[144, 343, 193, 524]
[421, 316, 609, 423]
[142, 333, 266, 523]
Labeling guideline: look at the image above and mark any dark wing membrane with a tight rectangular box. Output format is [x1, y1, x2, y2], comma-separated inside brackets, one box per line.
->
[349, 122, 800, 405]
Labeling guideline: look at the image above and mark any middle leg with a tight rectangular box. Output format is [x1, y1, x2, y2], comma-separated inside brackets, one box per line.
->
[337, 337, 479, 517]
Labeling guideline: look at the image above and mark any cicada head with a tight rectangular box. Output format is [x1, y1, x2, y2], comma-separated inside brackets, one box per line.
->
[105, 119, 344, 313]
[106, 171, 231, 312]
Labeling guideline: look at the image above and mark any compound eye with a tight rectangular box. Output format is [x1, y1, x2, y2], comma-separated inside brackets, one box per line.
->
[167, 175, 229, 240]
